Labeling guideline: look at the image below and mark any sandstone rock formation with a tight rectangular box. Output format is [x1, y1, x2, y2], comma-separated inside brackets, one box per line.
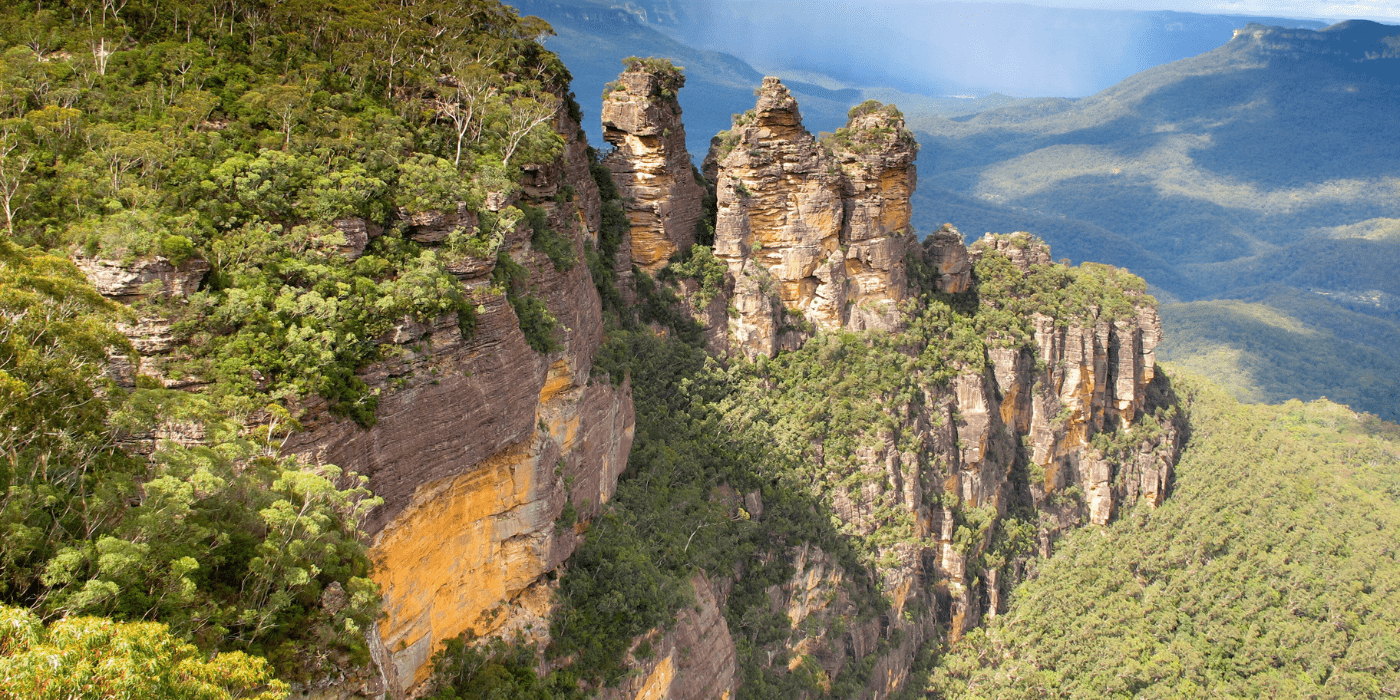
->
[74, 254, 210, 391]
[922, 223, 972, 293]
[79, 105, 636, 699]
[651, 230, 1180, 696]
[75, 59, 1183, 700]
[708, 80, 918, 357]
[283, 108, 635, 697]
[74, 254, 209, 302]
[602, 60, 705, 275]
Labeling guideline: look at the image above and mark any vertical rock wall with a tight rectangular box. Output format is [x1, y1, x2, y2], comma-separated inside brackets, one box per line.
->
[601, 62, 704, 275]
[281, 109, 636, 697]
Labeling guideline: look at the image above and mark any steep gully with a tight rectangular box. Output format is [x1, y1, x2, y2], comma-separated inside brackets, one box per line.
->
[81, 63, 1181, 698]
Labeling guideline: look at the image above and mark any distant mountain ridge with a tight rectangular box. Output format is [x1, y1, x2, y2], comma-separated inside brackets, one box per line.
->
[507, 0, 1335, 163]
[572, 1, 1331, 97]
[910, 19, 1400, 418]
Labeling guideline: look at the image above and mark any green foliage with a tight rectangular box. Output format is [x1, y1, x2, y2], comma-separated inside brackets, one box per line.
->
[584, 147, 633, 333]
[0, 605, 288, 700]
[173, 224, 475, 425]
[962, 235, 1154, 357]
[427, 633, 561, 700]
[713, 110, 756, 161]
[521, 203, 576, 272]
[0, 0, 588, 680]
[819, 100, 910, 156]
[930, 376, 1400, 698]
[663, 244, 726, 308]
[539, 326, 890, 693]
[493, 249, 561, 353]
[620, 57, 686, 98]
[0, 245, 382, 681]
[0, 0, 570, 423]
[848, 99, 903, 120]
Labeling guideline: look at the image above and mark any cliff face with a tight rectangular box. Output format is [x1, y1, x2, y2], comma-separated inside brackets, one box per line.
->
[601, 62, 705, 275]
[80, 106, 636, 698]
[601, 229, 1180, 699]
[709, 79, 918, 358]
[284, 110, 634, 696]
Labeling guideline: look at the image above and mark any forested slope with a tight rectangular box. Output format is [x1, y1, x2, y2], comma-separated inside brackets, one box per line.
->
[928, 377, 1400, 698]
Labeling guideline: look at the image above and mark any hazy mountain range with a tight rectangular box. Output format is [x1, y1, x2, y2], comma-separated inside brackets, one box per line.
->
[911, 20, 1400, 419]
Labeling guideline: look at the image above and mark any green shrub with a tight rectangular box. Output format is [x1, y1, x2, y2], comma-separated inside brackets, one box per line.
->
[522, 203, 576, 272]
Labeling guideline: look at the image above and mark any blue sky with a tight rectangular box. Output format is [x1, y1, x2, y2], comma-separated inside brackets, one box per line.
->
[940, 0, 1400, 22]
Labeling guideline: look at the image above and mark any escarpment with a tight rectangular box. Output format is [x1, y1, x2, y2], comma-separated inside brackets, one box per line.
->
[601, 59, 705, 275]
[604, 80, 1182, 697]
[708, 79, 919, 358]
[285, 109, 635, 696]
[79, 104, 635, 697]
[73, 57, 1182, 700]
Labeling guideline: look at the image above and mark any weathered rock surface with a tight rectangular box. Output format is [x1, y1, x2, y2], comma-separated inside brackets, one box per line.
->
[280, 108, 639, 697]
[79, 104, 637, 698]
[332, 217, 384, 259]
[922, 224, 972, 293]
[602, 62, 705, 274]
[595, 574, 738, 700]
[74, 254, 210, 390]
[75, 254, 209, 301]
[708, 80, 919, 357]
[677, 231, 1182, 698]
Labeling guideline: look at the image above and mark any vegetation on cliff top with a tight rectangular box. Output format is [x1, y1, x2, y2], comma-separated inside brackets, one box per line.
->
[0, 0, 573, 423]
[929, 377, 1400, 698]
[907, 22, 1400, 419]
[0, 0, 583, 686]
[427, 218, 1163, 698]
[0, 240, 381, 683]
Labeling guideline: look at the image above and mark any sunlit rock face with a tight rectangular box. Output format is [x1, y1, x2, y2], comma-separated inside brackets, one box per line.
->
[602, 62, 705, 275]
[709, 78, 919, 358]
[281, 109, 637, 697]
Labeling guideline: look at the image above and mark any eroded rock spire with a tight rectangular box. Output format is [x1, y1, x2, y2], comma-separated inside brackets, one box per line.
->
[708, 78, 920, 357]
[601, 58, 705, 274]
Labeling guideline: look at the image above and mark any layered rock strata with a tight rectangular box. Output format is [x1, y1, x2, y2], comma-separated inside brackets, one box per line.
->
[708, 79, 918, 357]
[80, 106, 635, 699]
[285, 108, 633, 697]
[602, 61, 705, 275]
[653, 231, 1181, 697]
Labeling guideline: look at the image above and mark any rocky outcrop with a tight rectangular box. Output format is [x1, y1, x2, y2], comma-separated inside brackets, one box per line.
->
[708, 80, 919, 357]
[682, 231, 1181, 697]
[894, 232, 1179, 645]
[74, 254, 209, 302]
[80, 103, 636, 697]
[74, 254, 210, 391]
[602, 61, 705, 275]
[922, 224, 972, 293]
